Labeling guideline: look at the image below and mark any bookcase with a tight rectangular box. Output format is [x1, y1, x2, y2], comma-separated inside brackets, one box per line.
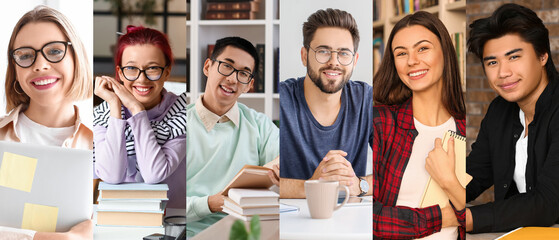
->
[373, 0, 466, 86]
[187, 0, 280, 120]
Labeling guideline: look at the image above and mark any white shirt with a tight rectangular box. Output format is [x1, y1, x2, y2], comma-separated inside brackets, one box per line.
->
[514, 109, 528, 193]
[396, 117, 457, 240]
[15, 112, 75, 147]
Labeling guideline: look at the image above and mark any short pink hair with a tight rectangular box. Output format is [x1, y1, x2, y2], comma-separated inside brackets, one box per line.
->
[114, 25, 174, 81]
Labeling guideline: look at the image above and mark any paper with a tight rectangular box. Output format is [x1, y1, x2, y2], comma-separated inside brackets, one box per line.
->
[0, 152, 37, 192]
[21, 203, 58, 232]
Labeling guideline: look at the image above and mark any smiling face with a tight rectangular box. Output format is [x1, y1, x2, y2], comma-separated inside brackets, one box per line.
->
[118, 44, 169, 110]
[482, 33, 548, 106]
[392, 25, 444, 96]
[202, 46, 255, 115]
[302, 27, 358, 94]
[13, 21, 74, 107]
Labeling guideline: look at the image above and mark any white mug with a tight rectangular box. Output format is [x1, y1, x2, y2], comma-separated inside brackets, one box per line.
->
[304, 180, 350, 219]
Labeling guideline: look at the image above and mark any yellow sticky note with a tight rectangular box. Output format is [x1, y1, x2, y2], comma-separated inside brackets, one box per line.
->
[0, 152, 37, 192]
[21, 203, 58, 232]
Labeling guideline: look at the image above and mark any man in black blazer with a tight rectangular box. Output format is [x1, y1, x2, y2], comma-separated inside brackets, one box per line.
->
[466, 3, 559, 233]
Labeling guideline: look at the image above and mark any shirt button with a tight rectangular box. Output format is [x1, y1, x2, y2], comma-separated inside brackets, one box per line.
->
[503, 184, 508, 188]
[513, 134, 519, 138]
[528, 186, 532, 191]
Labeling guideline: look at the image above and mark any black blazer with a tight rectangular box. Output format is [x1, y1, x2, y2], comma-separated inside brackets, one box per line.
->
[466, 79, 559, 233]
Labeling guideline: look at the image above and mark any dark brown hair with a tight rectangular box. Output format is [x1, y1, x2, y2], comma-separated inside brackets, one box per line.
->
[303, 8, 360, 52]
[373, 11, 465, 120]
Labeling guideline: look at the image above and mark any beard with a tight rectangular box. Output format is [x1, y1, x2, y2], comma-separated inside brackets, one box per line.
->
[307, 58, 352, 94]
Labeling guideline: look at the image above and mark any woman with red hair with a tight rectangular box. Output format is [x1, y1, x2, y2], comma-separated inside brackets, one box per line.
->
[93, 25, 186, 208]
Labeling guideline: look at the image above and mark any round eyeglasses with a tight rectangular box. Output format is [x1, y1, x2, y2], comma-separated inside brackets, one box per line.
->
[11, 41, 72, 68]
[307, 46, 355, 66]
[120, 66, 167, 81]
[211, 59, 254, 84]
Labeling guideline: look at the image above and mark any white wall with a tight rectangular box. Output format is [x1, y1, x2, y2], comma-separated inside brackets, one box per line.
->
[0, 0, 93, 128]
[279, 0, 373, 85]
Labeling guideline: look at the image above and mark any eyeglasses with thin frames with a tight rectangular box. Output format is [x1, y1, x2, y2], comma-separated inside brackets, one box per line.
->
[11, 41, 72, 68]
[119, 66, 167, 81]
[307, 46, 355, 66]
[211, 58, 254, 84]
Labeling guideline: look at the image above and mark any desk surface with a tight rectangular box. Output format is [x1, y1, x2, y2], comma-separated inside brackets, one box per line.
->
[466, 224, 559, 240]
[93, 206, 184, 240]
[191, 216, 279, 240]
[280, 198, 372, 240]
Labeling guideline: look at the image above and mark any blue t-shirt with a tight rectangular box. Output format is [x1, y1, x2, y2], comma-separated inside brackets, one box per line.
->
[279, 77, 373, 179]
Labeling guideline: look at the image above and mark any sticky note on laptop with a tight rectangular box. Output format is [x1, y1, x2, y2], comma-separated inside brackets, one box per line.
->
[21, 203, 59, 232]
[0, 152, 37, 192]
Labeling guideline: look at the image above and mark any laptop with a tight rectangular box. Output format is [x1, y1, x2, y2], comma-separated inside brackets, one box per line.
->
[0, 141, 92, 232]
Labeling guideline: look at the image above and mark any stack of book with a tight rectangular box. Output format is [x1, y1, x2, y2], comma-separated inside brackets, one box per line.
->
[205, 0, 261, 20]
[96, 182, 168, 227]
[222, 188, 279, 221]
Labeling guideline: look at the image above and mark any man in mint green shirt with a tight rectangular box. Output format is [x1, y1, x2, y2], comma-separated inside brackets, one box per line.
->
[186, 37, 279, 237]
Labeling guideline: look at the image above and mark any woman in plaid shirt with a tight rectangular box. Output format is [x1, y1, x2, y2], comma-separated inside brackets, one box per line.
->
[373, 11, 466, 239]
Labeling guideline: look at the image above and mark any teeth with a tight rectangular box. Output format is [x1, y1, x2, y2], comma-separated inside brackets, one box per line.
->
[33, 79, 57, 86]
[221, 85, 234, 93]
[325, 72, 340, 76]
[135, 86, 150, 92]
[409, 70, 427, 77]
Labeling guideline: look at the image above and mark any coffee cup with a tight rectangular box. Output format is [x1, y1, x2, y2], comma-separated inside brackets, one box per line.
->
[304, 180, 350, 219]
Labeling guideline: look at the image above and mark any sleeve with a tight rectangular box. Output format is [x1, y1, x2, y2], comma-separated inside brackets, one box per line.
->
[93, 117, 128, 183]
[127, 111, 186, 184]
[186, 196, 213, 222]
[450, 200, 466, 240]
[465, 106, 495, 203]
[372, 107, 442, 239]
[257, 115, 279, 166]
[0, 227, 35, 240]
[469, 109, 559, 233]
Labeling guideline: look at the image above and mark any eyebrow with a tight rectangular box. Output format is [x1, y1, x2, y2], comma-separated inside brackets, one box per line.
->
[223, 57, 252, 72]
[483, 48, 523, 62]
[124, 61, 163, 66]
[315, 45, 353, 52]
[393, 39, 432, 52]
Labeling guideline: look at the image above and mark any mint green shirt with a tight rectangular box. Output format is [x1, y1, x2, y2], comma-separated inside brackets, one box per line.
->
[186, 101, 279, 237]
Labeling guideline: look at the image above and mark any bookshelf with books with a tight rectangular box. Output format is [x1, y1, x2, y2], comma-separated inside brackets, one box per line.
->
[187, 0, 280, 121]
[372, 0, 465, 86]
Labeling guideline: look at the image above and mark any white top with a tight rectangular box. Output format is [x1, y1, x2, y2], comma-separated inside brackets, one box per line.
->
[16, 112, 74, 147]
[396, 117, 457, 240]
[514, 109, 528, 193]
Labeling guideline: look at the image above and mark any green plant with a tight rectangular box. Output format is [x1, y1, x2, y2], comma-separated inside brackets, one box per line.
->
[229, 215, 261, 240]
[95, 0, 158, 25]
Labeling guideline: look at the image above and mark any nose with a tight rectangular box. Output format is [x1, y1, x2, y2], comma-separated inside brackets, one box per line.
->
[498, 62, 512, 79]
[225, 71, 237, 84]
[327, 52, 340, 66]
[32, 53, 51, 72]
[407, 52, 419, 66]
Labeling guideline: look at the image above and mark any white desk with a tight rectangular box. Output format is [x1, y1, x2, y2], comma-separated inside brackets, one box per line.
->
[279, 198, 372, 240]
[93, 206, 184, 240]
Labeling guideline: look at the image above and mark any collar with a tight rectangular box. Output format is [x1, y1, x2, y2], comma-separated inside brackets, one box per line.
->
[534, 78, 558, 121]
[195, 95, 240, 132]
[397, 97, 415, 130]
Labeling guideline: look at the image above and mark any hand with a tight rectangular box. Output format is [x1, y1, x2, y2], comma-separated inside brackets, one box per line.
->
[268, 164, 279, 186]
[208, 192, 224, 213]
[66, 219, 93, 240]
[310, 150, 360, 195]
[94, 76, 120, 105]
[425, 137, 459, 190]
[104, 77, 145, 115]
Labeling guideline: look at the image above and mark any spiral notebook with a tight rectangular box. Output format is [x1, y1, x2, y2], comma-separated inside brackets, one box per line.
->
[420, 130, 472, 208]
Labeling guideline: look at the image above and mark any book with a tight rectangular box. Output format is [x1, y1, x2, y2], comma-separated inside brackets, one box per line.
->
[207, 1, 259, 11]
[96, 210, 164, 227]
[223, 197, 279, 215]
[222, 207, 279, 221]
[497, 227, 559, 240]
[254, 44, 265, 93]
[205, 11, 256, 20]
[97, 199, 164, 212]
[420, 130, 472, 208]
[98, 182, 168, 200]
[220, 165, 274, 195]
[228, 188, 279, 206]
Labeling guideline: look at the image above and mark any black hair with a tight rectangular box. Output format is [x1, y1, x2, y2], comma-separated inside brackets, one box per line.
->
[210, 36, 259, 74]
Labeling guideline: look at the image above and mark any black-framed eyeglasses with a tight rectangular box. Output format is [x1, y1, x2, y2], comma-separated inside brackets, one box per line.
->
[11, 41, 72, 68]
[119, 66, 167, 81]
[211, 58, 254, 84]
[307, 46, 355, 66]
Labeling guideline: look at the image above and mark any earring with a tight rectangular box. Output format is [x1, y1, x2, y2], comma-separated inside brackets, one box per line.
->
[13, 81, 23, 95]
